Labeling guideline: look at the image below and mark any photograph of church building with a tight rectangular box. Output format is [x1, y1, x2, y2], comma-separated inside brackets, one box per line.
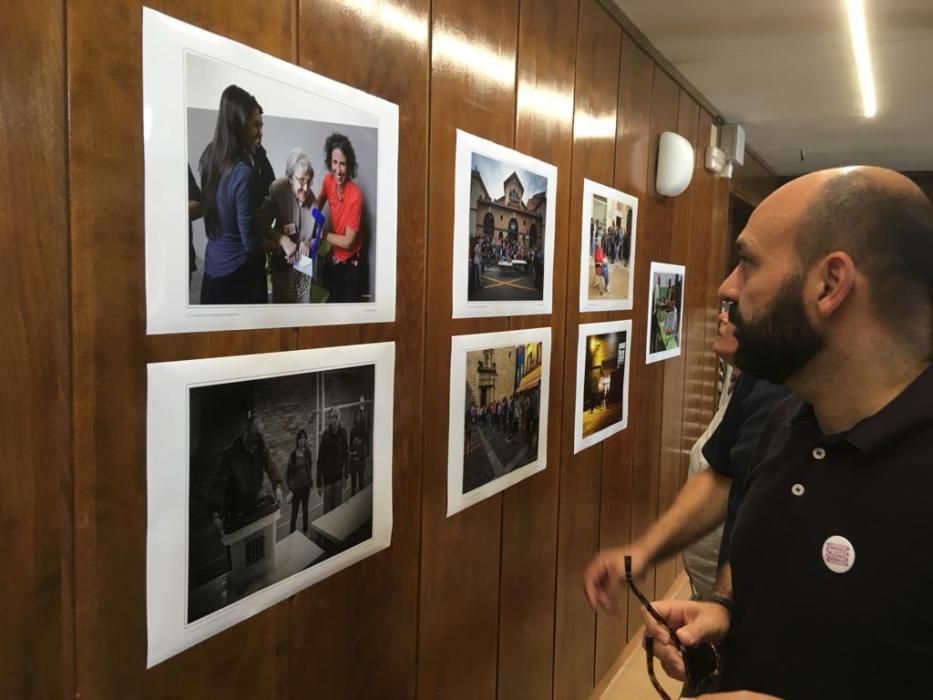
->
[453, 131, 557, 318]
[467, 152, 548, 303]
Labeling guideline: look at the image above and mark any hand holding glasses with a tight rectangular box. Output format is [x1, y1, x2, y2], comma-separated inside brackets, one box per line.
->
[624, 555, 721, 698]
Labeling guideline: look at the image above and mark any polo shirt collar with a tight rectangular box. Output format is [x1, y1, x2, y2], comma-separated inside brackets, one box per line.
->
[788, 364, 933, 456]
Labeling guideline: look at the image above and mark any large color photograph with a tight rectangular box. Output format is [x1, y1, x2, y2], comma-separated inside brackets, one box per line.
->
[146, 343, 394, 667]
[447, 328, 551, 515]
[143, 9, 398, 333]
[574, 320, 632, 454]
[579, 179, 638, 312]
[646, 262, 686, 364]
[452, 131, 557, 318]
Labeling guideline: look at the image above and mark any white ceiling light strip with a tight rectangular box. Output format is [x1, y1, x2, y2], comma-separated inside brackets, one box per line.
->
[846, 0, 877, 117]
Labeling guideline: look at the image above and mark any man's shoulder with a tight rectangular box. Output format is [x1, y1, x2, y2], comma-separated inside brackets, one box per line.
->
[741, 376, 793, 408]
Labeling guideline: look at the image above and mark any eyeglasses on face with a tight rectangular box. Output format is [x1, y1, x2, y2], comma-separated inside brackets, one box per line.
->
[624, 555, 721, 697]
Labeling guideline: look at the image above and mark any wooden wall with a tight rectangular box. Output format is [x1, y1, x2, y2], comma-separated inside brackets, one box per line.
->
[3, 0, 767, 697]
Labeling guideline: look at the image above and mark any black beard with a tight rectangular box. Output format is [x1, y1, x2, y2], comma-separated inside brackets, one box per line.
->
[729, 273, 824, 384]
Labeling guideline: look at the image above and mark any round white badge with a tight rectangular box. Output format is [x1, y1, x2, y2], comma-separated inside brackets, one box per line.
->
[822, 535, 855, 574]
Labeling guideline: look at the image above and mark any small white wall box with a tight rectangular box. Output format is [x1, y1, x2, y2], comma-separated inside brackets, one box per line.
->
[720, 124, 746, 166]
[656, 131, 695, 197]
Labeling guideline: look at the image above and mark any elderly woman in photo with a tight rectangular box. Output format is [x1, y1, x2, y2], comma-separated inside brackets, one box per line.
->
[316, 132, 365, 303]
[198, 85, 269, 304]
[256, 148, 318, 303]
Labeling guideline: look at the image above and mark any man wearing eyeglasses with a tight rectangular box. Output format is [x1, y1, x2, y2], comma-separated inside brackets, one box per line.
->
[642, 167, 933, 698]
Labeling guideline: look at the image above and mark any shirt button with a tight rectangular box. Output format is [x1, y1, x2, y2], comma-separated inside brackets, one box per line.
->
[791, 483, 805, 496]
[812, 447, 827, 460]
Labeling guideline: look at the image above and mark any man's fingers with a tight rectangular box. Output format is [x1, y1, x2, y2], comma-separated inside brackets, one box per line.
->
[656, 646, 686, 682]
[583, 560, 616, 612]
[645, 634, 686, 681]
[639, 606, 671, 645]
[675, 603, 728, 646]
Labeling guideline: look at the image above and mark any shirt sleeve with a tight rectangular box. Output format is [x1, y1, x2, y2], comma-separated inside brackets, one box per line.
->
[231, 163, 257, 253]
[704, 375, 788, 480]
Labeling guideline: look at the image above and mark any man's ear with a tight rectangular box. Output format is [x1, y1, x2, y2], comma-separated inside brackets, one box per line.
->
[813, 251, 856, 318]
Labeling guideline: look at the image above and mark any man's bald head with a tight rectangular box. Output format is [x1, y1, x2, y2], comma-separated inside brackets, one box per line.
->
[789, 167, 933, 349]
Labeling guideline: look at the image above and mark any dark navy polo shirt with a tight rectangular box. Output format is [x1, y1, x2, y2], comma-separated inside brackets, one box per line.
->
[703, 373, 790, 568]
[721, 364, 933, 698]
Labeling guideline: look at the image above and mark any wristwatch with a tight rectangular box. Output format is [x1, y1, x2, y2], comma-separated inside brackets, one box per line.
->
[691, 592, 734, 617]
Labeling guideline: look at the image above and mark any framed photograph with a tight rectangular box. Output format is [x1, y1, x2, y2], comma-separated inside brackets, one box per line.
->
[579, 179, 638, 312]
[646, 262, 686, 364]
[452, 130, 557, 318]
[573, 320, 633, 454]
[447, 328, 551, 516]
[146, 342, 394, 667]
[143, 8, 398, 334]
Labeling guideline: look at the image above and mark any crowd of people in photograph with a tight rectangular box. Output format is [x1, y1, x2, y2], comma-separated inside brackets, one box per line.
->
[465, 391, 539, 450]
[469, 233, 545, 292]
[590, 219, 631, 265]
[206, 403, 370, 541]
[190, 84, 367, 305]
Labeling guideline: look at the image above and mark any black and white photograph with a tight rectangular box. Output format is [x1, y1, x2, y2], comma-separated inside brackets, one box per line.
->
[646, 262, 686, 364]
[143, 8, 398, 334]
[447, 328, 550, 516]
[573, 320, 633, 454]
[579, 179, 638, 312]
[452, 130, 557, 318]
[146, 343, 394, 667]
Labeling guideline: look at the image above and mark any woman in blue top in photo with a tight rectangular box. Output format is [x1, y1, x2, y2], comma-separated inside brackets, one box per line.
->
[198, 84, 270, 304]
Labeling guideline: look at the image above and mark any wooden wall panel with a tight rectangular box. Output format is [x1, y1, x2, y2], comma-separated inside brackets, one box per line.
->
[624, 66, 680, 639]
[497, 0, 577, 697]
[682, 109, 722, 503]
[593, 32, 655, 680]
[68, 1, 295, 696]
[0, 3, 73, 698]
[552, 2, 621, 698]
[654, 91, 700, 596]
[9, 0, 747, 696]
[416, 0, 519, 697]
[288, 2, 429, 697]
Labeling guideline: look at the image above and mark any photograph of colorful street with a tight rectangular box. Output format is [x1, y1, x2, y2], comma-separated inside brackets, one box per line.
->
[462, 342, 543, 493]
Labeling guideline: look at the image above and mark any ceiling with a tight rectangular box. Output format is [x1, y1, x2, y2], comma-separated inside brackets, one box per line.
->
[613, 0, 933, 175]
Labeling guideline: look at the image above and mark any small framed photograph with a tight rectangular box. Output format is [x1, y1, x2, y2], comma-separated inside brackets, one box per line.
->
[452, 130, 557, 318]
[573, 320, 633, 453]
[146, 342, 394, 667]
[143, 8, 398, 334]
[646, 262, 686, 364]
[447, 327, 551, 516]
[579, 179, 638, 312]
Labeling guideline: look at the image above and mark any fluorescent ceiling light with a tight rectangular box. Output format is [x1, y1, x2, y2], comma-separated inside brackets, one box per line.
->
[846, 0, 877, 118]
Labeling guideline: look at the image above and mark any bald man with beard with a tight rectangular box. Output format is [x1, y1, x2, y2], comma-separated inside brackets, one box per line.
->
[641, 167, 933, 699]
